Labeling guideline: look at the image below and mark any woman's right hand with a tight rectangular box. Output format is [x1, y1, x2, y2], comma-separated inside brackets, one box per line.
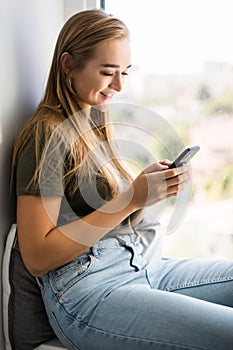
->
[129, 162, 190, 210]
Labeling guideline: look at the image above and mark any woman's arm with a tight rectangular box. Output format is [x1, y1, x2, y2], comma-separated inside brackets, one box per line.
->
[17, 189, 134, 277]
[17, 186, 138, 277]
[17, 163, 189, 277]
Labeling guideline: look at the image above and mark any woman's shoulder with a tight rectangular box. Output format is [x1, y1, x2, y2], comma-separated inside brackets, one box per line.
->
[34, 109, 66, 134]
[14, 111, 66, 196]
[13, 110, 66, 173]
[20, 110, 65, 143]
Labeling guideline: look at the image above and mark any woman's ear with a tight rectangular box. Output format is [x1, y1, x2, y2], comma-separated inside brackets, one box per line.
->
[60, 52, 74, 75]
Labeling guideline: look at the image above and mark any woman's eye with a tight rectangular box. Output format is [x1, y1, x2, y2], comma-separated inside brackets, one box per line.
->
[101, 72, 113, 76]
[100, 71, 129, 77]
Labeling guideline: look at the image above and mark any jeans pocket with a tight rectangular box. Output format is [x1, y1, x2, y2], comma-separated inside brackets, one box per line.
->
[50, 253, 94, 295]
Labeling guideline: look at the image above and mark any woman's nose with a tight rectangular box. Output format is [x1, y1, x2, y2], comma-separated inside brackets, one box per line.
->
[109, 74, 123, 92]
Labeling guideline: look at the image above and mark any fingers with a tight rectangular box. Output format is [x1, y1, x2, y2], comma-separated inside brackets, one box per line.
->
[134, 164, 190, 208]
[143, 162, 168, 174]
[159, 159, 172, 167]
[164, 164, 189, 180]
[164, 165, 190, 197]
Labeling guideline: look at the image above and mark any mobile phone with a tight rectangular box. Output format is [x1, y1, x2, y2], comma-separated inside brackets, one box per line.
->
[168, 145, 200, 169]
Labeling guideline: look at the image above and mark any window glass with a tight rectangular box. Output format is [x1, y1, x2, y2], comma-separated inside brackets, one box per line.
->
[105, 0, 233, 258]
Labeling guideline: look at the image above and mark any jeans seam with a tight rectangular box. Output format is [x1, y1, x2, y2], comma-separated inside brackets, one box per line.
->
[81, 323, 208, 350]
[48, 300, 207, 350]
[49, 311, 81, 350]
[164, 276, 233, 291]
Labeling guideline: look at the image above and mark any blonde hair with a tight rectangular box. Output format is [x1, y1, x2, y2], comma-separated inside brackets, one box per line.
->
[12, 9, 132, 198]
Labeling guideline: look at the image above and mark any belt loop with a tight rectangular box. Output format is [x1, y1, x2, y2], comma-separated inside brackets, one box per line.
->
[91, 246, 98, 257]
[117, 237, 127, 246]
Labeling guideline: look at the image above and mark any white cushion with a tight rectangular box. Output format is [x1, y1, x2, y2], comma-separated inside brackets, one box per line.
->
[34, 338, 67, 349]
[2, 224, 17, 350]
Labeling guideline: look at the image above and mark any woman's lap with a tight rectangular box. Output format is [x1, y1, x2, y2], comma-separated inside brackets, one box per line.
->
[147, 257, 233, 307]
[39, 236, 233, 349]
[87, 284, 233, 350]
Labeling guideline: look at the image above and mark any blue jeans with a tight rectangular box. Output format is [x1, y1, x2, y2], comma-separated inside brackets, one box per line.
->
[37, 233, 233, 349]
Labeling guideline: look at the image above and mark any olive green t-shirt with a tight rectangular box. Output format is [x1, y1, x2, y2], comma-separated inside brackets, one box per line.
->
[15, 131, 113, 227]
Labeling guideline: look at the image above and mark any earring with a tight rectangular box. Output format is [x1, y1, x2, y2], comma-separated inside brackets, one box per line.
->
[68, 76, 72, 89]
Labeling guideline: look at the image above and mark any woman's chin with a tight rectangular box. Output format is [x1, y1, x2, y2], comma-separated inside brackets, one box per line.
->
[95, 102, 110, 113]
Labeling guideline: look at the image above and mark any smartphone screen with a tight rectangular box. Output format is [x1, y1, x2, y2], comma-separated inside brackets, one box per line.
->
[169, 146, 200, 169]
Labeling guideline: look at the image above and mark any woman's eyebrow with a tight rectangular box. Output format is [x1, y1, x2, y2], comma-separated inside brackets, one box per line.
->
[100, 64, 132, 69]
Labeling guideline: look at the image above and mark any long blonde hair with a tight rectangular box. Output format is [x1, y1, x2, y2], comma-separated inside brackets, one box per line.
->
[12, 9, 132, 198]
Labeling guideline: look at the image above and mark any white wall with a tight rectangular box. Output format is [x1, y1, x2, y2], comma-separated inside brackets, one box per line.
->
[64, 0, 101, 19]
[0, 0, 100, 348]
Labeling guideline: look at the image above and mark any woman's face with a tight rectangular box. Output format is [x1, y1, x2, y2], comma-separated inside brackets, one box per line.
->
[71, 39, 131, 110]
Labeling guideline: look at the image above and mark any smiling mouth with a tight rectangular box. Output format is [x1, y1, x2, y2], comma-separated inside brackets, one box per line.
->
[100, 92, 114, 98]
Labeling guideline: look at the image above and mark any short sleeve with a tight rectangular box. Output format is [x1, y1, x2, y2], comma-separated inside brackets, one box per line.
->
[16, 133, 64, 197]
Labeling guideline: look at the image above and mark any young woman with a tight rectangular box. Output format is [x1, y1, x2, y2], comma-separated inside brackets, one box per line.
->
[12, 9, 233, 350]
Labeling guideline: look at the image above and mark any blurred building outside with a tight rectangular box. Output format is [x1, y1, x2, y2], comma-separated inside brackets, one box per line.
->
[106, 0, 233, 258]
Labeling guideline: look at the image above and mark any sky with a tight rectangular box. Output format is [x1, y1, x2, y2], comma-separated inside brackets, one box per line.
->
[105, 0, 233, 74]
